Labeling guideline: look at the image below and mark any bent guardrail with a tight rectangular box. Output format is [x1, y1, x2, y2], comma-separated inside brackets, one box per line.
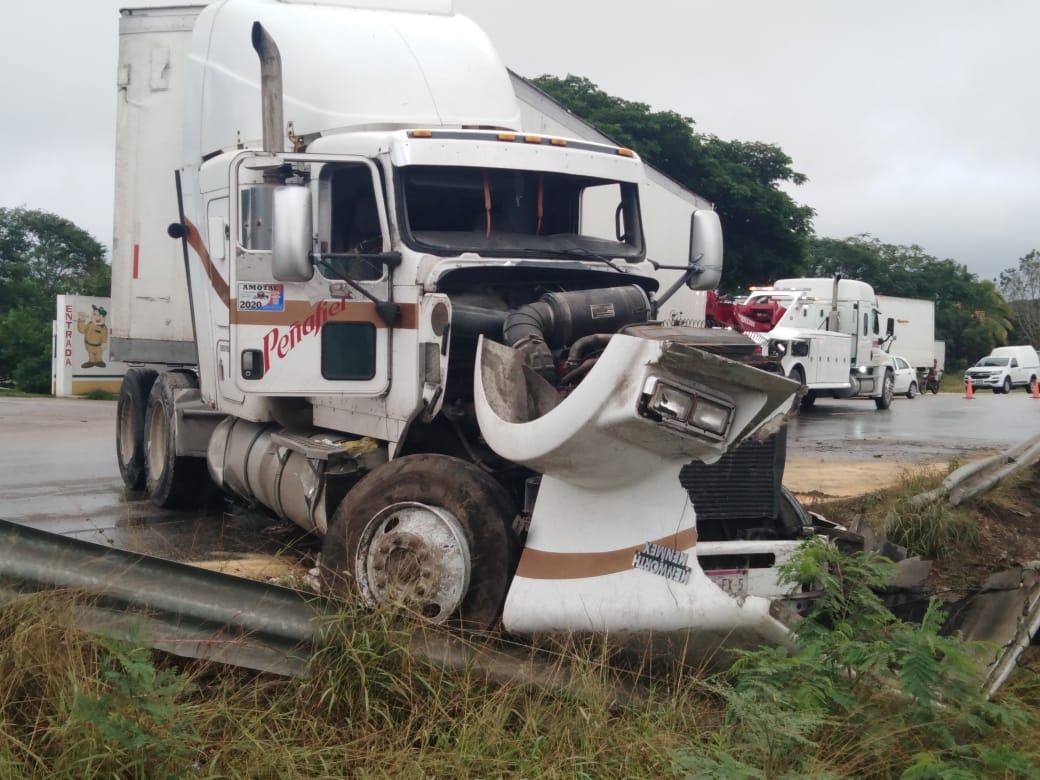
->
[910, 434, 1040, 507]
[0, 518, 321, 676]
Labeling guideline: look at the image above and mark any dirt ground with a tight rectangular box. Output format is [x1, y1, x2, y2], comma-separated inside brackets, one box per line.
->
[784, 457, 949, 501]
[787, 455, 1040, 596]
[946, 460, 1040, 587]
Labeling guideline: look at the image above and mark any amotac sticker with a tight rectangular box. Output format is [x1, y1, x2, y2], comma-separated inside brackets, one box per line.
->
[237, 283, 285, 312]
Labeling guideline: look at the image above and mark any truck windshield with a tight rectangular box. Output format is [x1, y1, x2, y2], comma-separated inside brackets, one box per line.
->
[396, 165, 644, 262]
[978, 357, 1010, 367]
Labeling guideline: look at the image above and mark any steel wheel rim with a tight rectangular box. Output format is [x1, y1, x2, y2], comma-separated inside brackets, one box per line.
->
[354, 501, 472, 623]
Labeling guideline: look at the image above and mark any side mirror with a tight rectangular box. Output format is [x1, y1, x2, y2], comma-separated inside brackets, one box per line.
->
[886, 317, 895, 337]
[272, 185, 314, 282]
[686, 208, 723, 290]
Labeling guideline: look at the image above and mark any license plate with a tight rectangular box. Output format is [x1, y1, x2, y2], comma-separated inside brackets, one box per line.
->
[706, 569, 748, 596]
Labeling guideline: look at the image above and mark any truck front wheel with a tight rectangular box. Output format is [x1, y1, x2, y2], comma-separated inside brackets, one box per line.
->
[787, 366, 807, 412]
[144, 371, 212, 508]
[321, 454, 518, 630]
[875, 371, 894, 410]
[116, 367, 157, 492]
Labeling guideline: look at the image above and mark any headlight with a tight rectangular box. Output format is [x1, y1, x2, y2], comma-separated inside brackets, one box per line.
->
[650, 383, 694, 421]
[643, 378, 733, 440]
[690, 399, 732, 436]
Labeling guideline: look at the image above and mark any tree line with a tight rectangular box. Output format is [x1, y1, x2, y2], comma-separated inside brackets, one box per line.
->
[1, 75, 1037, 391]
[533, 74, 1037, 369]
[0, 207, 109, 393]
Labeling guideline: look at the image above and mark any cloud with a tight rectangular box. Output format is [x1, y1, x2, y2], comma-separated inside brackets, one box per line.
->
[2, 0, 1037, 282]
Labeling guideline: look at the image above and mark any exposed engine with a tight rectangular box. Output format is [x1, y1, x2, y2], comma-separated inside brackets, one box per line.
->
[419, 274, 807, 547]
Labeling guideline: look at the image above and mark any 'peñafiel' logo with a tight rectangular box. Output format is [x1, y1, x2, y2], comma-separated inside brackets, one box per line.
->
[261, 298, 347, 372]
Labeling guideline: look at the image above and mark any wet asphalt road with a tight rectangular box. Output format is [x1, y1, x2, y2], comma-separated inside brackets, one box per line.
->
[0, 396, 304, 563]
[2, 391, 1039, 558]
[787, 390, 1040, 461]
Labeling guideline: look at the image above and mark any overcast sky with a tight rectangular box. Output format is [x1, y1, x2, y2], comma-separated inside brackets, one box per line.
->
[2, 0, 1037, 283]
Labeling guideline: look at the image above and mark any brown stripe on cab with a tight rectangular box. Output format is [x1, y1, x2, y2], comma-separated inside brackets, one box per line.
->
[183, 217, 230, 308]
[231, 300, 418, 328]
[515, 526, 699, 580]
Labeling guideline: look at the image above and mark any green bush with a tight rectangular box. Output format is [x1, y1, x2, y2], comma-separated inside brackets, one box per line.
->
[674, 539, 1037, 778]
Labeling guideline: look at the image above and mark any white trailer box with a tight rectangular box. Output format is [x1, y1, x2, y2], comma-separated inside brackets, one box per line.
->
[934, 340, 946, 371]
[878, 295, 937, 371]
[110, 7, 208, 366]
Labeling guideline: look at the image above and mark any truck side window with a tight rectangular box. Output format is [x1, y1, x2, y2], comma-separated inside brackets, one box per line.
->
[322, 322, 377, 380]
[323, 165, 384, 281]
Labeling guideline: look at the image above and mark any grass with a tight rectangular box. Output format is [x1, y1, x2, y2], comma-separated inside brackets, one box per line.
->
[0, 387, 45, 398]
[800, 464, 979, 561]
[0, 387, 115, 400]
[1, 535, 1038, 778]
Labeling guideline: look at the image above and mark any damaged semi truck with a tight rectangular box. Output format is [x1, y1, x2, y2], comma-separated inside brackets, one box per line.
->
[111, 0, 825, 660]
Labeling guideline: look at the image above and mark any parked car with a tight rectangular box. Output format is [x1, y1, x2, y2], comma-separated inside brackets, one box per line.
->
[963, 345, 1040, 394]
[885, 354, 918, 398]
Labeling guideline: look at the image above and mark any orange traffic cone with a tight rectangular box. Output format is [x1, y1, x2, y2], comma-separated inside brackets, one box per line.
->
[1032, 378, 1039, 399]
[965, 377, 974, 399]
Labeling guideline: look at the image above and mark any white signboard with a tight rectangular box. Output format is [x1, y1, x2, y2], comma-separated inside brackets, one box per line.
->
[52, 295, 129, 396]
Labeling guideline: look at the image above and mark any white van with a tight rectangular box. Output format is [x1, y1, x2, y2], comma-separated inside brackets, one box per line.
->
[964, 345, 1040, 394]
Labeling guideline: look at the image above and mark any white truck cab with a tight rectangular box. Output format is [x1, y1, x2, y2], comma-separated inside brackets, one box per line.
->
[746, 278, 896, 410]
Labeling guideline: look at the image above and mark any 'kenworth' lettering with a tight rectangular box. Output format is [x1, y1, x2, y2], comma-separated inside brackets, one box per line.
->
[261, 299, 347, 372]
[632, 541, 692, 584]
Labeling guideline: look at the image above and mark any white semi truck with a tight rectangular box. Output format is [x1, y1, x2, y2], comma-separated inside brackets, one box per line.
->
[110, 0, 817, 659]
[739, 278, 896, 410]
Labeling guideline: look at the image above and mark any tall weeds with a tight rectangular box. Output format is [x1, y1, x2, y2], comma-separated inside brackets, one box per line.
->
[0, 544, 1036, 778]
[676, 539, 1038, 778]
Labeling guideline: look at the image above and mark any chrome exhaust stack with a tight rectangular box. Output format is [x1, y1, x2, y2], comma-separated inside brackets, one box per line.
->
[251, 21, 284, 153]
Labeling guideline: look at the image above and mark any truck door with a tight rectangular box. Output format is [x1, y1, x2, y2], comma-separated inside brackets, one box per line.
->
[229, 154, 393, 397]
[869, 306, 884, 364]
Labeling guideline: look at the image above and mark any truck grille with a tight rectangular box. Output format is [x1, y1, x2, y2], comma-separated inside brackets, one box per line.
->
[679, 429, 784, 522]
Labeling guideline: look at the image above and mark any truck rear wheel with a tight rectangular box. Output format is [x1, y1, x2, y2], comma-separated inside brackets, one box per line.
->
[144, 371, 212, 509]
[116, 367, 157, 492]
[874, 371, 894, 410]
[321, 454, 518, 630]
